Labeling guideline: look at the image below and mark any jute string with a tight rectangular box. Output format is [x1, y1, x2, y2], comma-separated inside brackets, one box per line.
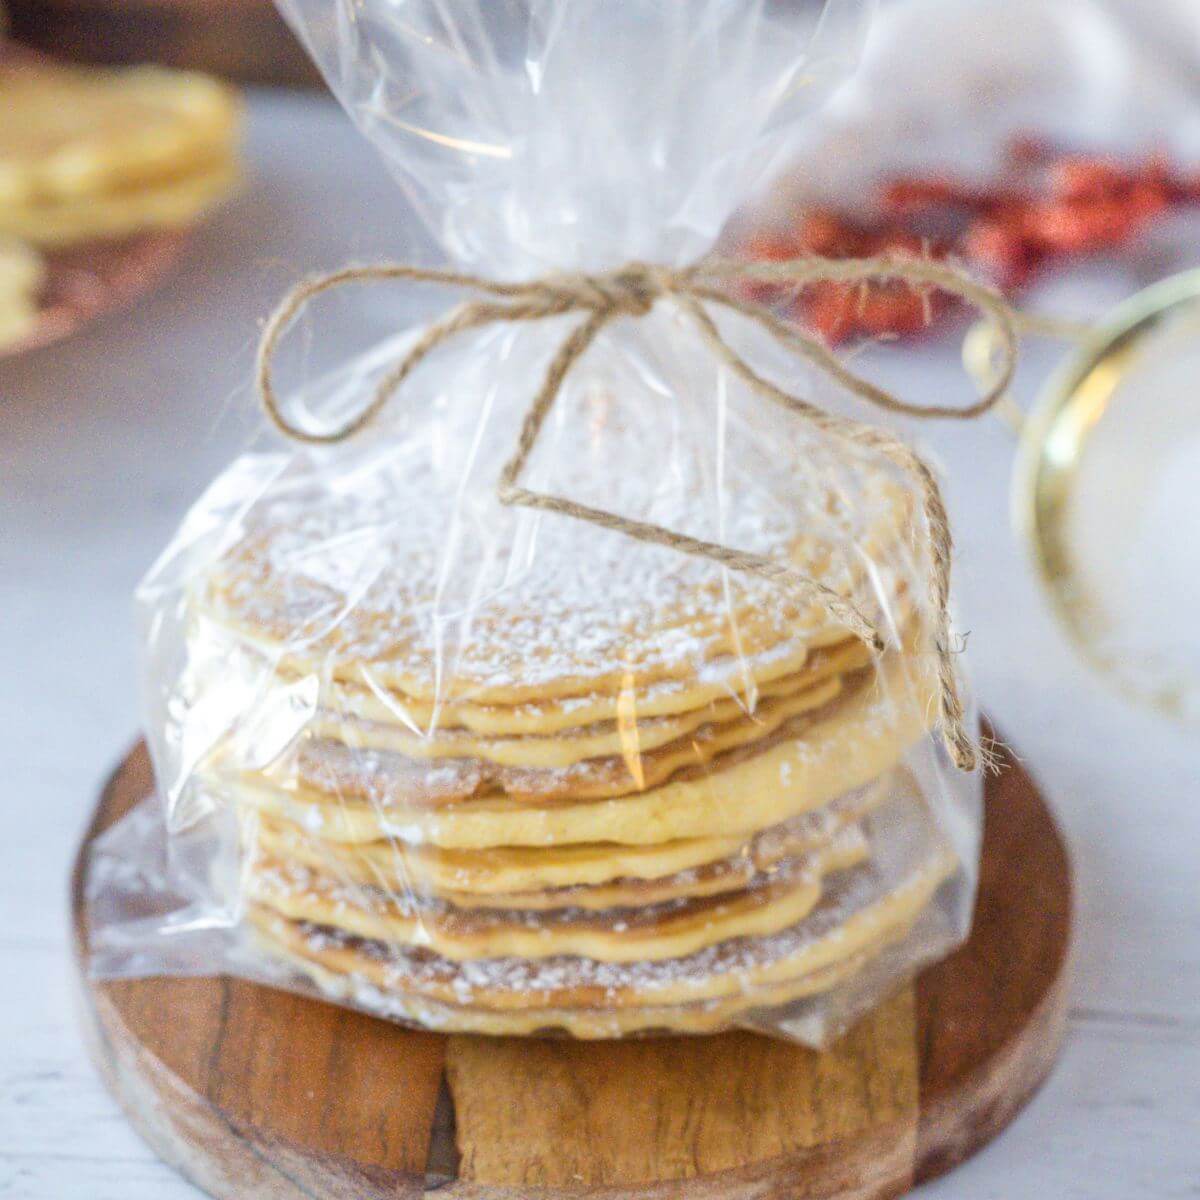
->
[257, 255, 1018, 772]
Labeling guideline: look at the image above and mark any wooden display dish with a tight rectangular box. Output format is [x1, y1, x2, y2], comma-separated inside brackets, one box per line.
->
[72, 734, 1071, 1200]
[2, 230, 189, 358]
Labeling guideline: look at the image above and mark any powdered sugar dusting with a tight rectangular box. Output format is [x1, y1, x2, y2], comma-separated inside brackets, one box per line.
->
[251, 823, 865, 931]
[261, 670, 865, 806]
[286, 848, 943, 1001]
[273, 791, 953, 1003]
[200, 432, 912, 698]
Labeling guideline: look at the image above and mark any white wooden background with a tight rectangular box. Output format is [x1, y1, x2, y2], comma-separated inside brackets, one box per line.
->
[2, 86, 1199, 1199]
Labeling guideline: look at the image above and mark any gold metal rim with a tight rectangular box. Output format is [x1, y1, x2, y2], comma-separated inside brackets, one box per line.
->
[1013, 268, 1200, 716]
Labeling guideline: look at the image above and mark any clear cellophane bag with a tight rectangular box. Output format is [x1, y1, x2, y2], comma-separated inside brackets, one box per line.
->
[86, 0, 983, 1047]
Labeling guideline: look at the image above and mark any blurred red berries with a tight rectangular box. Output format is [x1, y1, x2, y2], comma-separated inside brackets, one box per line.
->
[739, 137, 1199, 344]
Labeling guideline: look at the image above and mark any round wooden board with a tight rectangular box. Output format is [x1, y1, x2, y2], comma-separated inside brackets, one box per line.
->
[72, 735, 1072, 1200]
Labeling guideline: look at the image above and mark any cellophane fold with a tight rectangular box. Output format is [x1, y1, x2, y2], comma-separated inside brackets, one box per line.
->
[87, 0, 987, 1048]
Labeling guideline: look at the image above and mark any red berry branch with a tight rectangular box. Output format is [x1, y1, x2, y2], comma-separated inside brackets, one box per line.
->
[740, 137, 1200, 345]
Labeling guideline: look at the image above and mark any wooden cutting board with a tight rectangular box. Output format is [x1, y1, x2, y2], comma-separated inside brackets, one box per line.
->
[72, 734, 1071, 1200]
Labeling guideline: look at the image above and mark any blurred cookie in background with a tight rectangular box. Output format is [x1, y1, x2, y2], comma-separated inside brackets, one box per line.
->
[0, 234, 44, 349]
[0, 55, 240, 245]
[0, 39, 241, 355]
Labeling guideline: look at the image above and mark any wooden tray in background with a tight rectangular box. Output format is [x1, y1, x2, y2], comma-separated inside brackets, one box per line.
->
[2, 230, 188, 358]
[6, 0, 321, 86]
[72, 736, 1072, 1200]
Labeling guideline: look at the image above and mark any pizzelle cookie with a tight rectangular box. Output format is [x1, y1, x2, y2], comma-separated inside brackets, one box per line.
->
[0, 237, 44, 350]
[244, 826, 869, 963]
[0, 60, 240, 245]
[309, 667, 849, 771]
[0, 62, 238, 202]
[219, 651, 936, 848]
[248, 916, 891, 1037]
[309, 642, 876, 767]
[0, 161, 239, 245]
[242, 779, 885, 904]
[265, 621, 901, 739]
[197, 447, 917, 706]
[313, 637, 863, 737]
[243, 792, 958, 1033]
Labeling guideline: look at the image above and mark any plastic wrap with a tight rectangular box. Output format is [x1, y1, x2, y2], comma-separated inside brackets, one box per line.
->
[87, 0, 984, 1045]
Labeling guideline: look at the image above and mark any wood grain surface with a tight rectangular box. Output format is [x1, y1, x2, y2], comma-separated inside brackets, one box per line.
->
[72, 735, 1071, 1200]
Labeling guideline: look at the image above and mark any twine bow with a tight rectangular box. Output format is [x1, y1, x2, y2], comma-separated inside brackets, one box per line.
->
[257, 255, 1018, 772]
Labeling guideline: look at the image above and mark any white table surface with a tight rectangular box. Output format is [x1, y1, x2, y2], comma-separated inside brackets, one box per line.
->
[2, 87, 1199, 1200]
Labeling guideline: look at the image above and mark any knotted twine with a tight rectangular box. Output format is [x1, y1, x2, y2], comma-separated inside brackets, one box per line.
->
[256, 255, 1018, 772]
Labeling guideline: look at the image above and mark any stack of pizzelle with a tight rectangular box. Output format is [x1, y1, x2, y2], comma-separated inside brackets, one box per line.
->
[0, 59, 240, 247]
[188, 454, 963, 1037]
[0, 56, 240, 349]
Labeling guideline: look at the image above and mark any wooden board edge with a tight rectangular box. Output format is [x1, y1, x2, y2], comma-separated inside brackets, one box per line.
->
[916, 905, 1073, 1176]
[916, 745, 1075, 1183]
[426, 1119, 914, 1200]
[69, 755, 299, 1199]
[70, 751, 432, 1200]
